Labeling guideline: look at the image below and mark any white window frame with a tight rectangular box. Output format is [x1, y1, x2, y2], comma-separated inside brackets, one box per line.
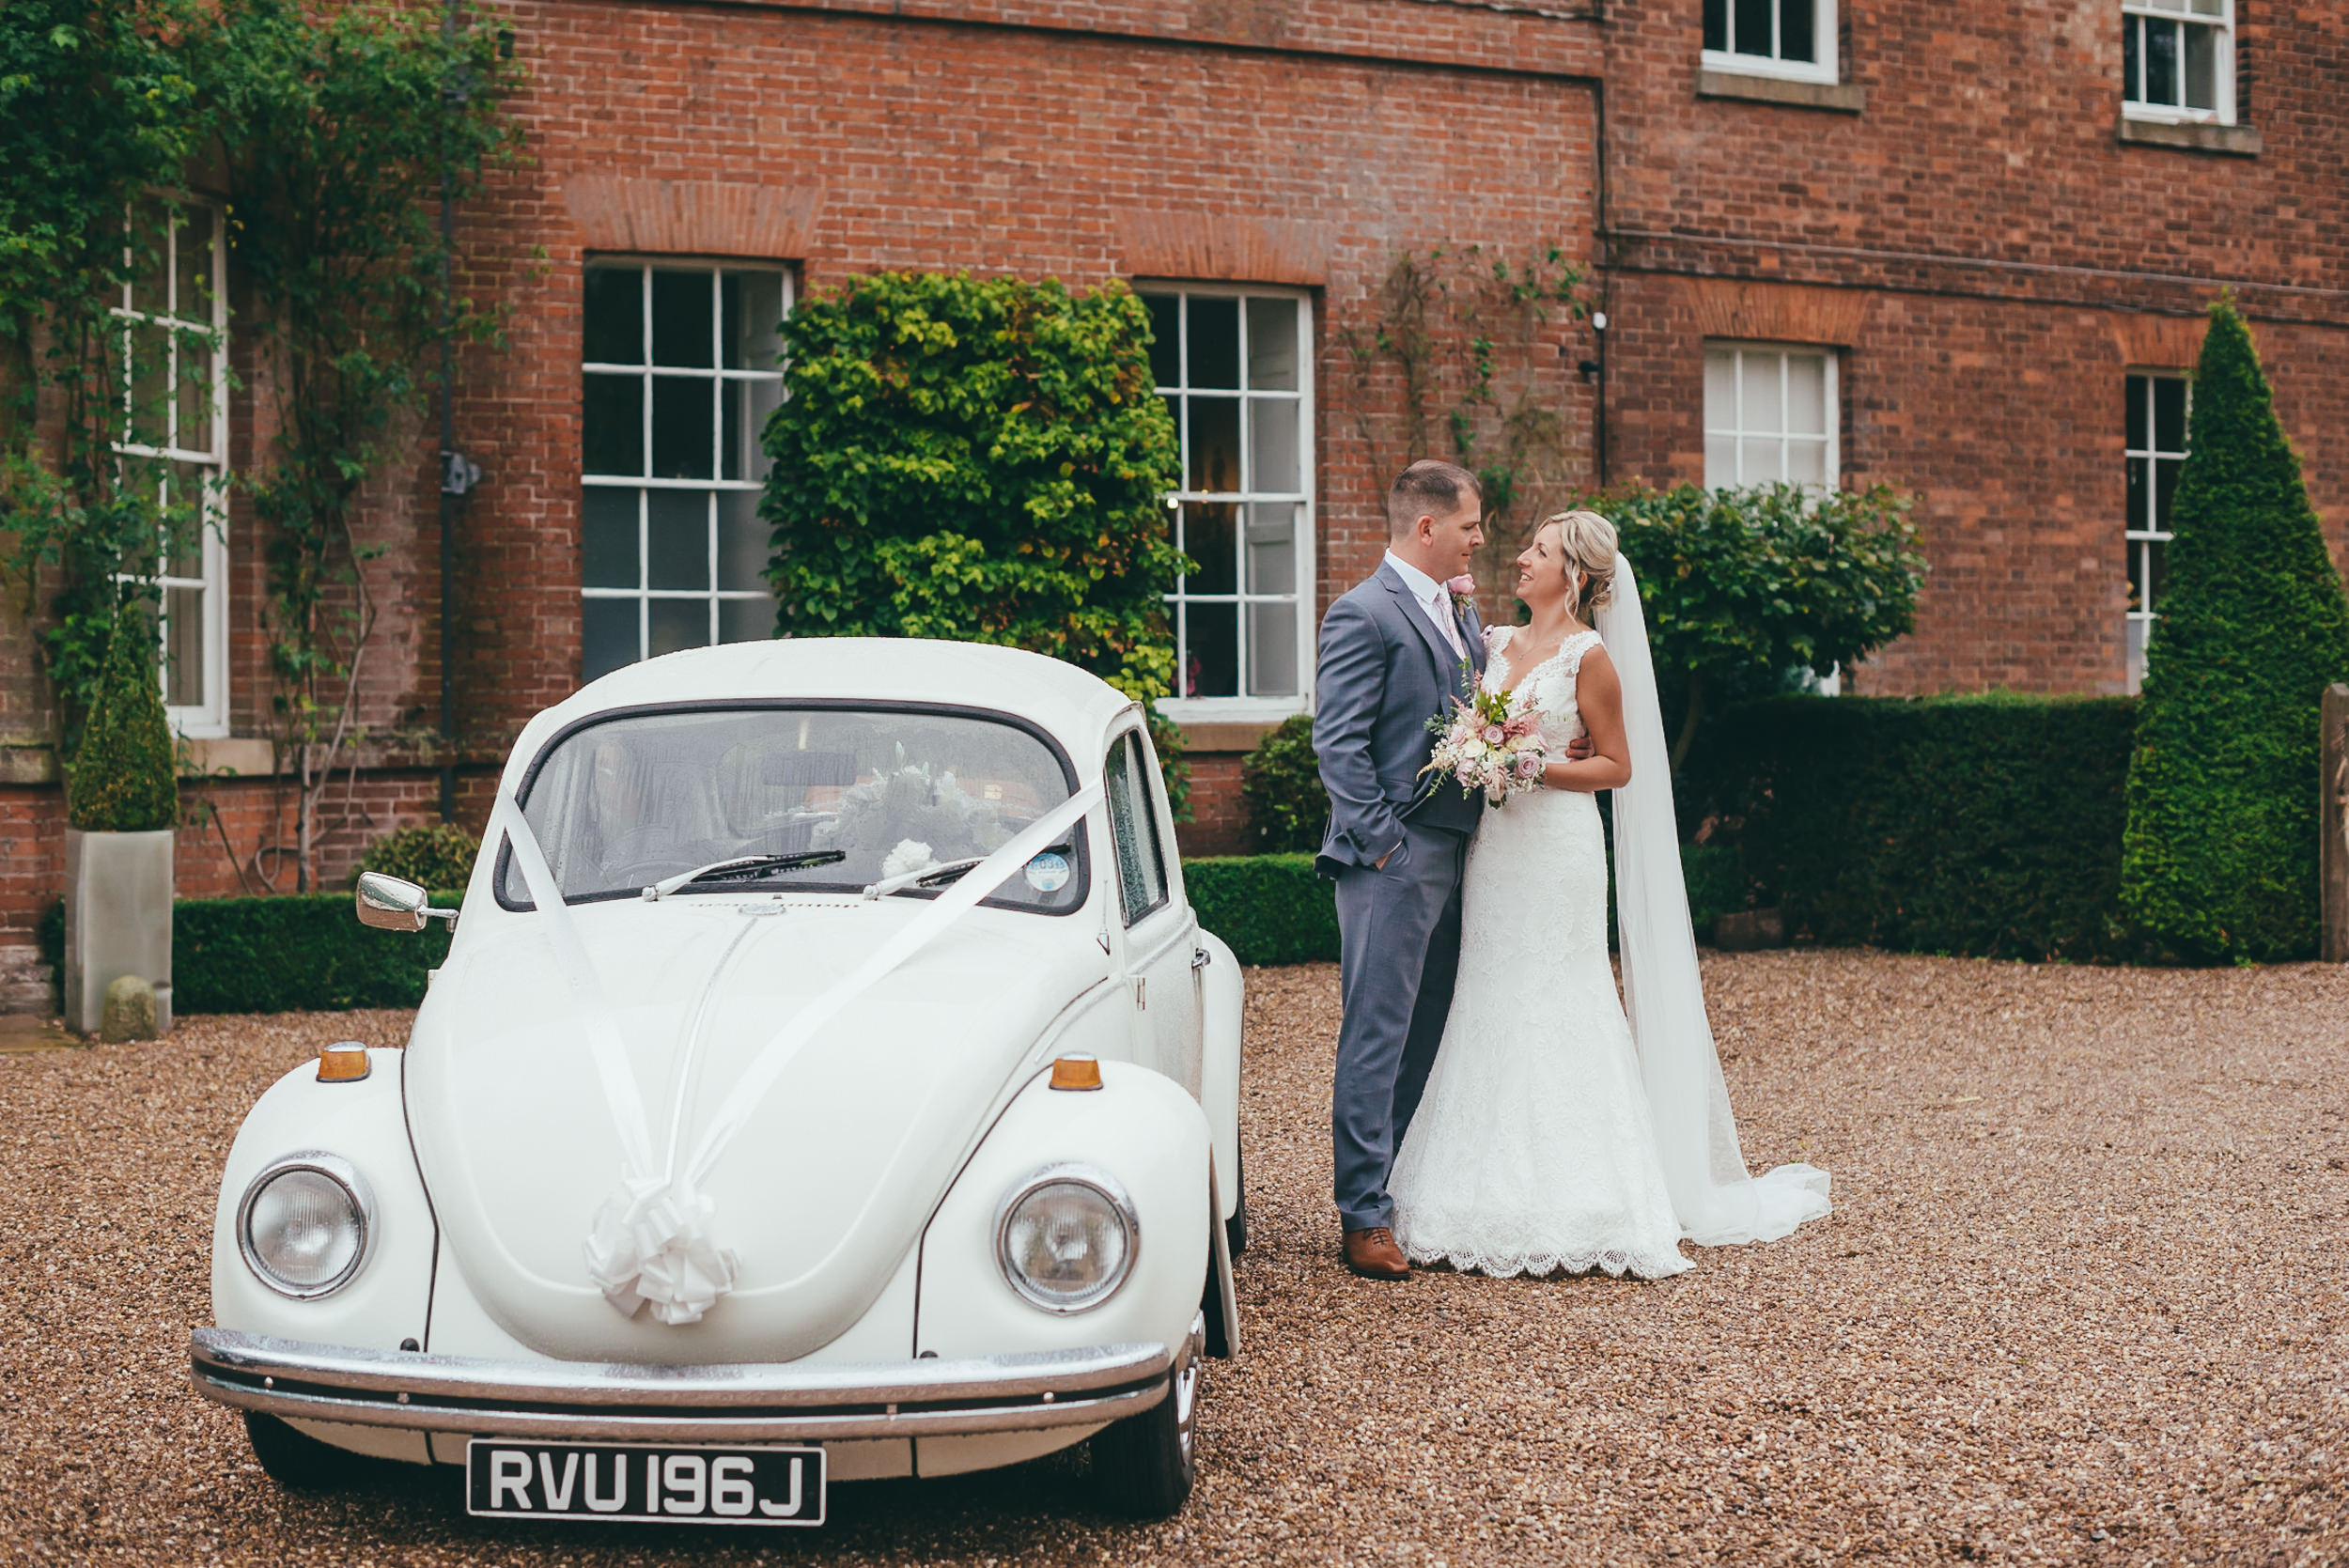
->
[2124, 370, 2189, 695]
[112, 195, 229, 739]
[1703, 342, 1840, 494]
[2122, 0, 2235, 126]
[1142, 283, 1315, 724]
[1702, 0, 1839, 86]
[579, 256, 791, 678]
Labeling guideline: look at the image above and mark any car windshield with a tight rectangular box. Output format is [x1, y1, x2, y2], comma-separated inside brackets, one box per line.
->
[498, 705, 1084, 912]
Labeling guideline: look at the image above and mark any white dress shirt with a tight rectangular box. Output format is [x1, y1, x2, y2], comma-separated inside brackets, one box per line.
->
[1384, 550, 1466, 660]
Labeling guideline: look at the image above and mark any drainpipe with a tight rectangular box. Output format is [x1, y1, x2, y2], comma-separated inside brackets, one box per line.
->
[435, 0, 479, 823]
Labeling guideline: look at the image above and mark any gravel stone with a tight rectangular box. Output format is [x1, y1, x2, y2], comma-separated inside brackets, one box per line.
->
[2, 951, 2344, 1564]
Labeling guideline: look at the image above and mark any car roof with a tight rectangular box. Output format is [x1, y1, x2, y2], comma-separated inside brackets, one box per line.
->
[496, 638, 1141, 792]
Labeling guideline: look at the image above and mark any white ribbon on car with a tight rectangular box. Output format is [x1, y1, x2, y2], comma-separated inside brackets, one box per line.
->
[491, 782, 1103, 1327]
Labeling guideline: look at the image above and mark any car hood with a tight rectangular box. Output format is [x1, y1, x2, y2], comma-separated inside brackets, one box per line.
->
[404, 895, 1108, 1363]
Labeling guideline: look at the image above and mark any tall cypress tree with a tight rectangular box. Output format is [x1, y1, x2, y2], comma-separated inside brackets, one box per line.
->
[65, 613, 179, 833]
[2122, 297, 2349, 962]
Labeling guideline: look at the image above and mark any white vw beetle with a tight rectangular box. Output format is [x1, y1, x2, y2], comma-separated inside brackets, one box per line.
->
[190, 639, 1245, 1524]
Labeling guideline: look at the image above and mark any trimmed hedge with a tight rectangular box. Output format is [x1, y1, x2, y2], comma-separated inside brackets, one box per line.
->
[1693, 692, 2136, 960]
[176, 892, 459, 1014]
[1186, 843, 1746, 968]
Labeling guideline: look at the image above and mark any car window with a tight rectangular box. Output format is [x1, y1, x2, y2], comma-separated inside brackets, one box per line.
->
[1103, 730, 1169, 927]
[498, 705, 1084, 912]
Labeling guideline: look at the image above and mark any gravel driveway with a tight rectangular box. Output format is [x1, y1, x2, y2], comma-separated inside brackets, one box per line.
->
[3, 951, 2343, 1565]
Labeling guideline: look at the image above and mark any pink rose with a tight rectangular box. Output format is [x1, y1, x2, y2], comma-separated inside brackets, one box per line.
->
[1517, 753, 1543, 777]
[1445, 573, 1475, 598]
[1482, 724, 1505, 746]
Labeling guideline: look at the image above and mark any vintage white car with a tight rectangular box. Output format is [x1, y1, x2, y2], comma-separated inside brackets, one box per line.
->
[189, 639, 1245, 1525]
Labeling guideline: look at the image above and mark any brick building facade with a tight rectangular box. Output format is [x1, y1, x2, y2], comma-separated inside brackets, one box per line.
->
[4, 0, 2346, 1007]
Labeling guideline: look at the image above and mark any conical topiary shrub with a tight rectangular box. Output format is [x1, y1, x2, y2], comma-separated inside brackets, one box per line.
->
[2121, 297, 2349, 962]
[66, 614, 180, 832]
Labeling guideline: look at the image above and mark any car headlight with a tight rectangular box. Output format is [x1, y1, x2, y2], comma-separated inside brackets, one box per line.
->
[994, 1164, 1138, 1313]
[237, 1153, 374, 1299]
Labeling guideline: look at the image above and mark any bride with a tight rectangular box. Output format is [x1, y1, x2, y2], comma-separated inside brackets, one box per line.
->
[1389, 510, 1831, 1279]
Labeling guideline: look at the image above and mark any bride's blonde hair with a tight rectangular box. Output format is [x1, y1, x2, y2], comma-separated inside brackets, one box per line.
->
[1539, 510, 1619, 619]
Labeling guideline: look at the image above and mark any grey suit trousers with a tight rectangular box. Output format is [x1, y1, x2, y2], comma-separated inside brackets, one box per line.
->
[1330, 817, 1470, 1232]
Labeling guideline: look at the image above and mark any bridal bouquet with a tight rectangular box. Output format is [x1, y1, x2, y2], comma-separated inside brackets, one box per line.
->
[1422, 678, 1550, 807]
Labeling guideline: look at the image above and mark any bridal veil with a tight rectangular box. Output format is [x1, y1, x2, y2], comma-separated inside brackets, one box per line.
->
[1594, 552, 1833, 1247]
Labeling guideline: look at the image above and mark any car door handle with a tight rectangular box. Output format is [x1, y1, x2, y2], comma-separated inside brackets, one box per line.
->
[1190, 946, 1211, 970]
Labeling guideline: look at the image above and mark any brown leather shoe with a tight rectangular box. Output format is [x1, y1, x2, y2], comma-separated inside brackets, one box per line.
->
[1342, 1226, 1409, 1281]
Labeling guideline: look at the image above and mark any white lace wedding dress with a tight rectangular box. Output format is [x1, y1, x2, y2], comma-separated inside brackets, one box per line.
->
[1389, 625, 1693, 1280]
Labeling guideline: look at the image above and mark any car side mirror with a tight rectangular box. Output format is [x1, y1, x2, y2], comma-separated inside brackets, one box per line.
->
[356, 872, 459, 933]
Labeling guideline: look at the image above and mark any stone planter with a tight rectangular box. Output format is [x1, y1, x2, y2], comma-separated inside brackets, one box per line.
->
[64, 827, 174, 1035]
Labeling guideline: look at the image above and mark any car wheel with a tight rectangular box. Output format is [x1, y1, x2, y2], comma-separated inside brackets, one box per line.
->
[243, 1411, 346, 1490]
[1224, 1141, 1248, 1259]
[1091, 1310, 1202, 1519]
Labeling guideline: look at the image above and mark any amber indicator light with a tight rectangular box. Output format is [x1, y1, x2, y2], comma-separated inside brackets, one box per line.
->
[317, 1046, 372, 1083]
[1049, 1054, 1103, 1092]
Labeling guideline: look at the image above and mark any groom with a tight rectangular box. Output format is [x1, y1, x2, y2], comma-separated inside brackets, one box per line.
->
[1314, 459, 1492, 1281]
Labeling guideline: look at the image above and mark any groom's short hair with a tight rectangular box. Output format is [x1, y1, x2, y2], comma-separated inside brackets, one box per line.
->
[1387, 459, 1482, 536]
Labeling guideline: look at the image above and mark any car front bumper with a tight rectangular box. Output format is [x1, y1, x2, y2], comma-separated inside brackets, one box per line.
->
[190, 1328, 1179, 1443]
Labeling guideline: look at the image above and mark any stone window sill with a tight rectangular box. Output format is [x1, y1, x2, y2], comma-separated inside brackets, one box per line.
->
[1696, 69, 1864, 114]
[2117, 116, 2261, 156]
[1178, 720, 1283, 755]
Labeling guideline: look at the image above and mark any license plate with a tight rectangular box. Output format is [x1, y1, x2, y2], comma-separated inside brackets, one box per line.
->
[465, 1438, 825, 1526]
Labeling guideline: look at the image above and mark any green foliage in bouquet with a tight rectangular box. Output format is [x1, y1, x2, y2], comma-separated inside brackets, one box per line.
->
[355, 822, 482, 891]
[66, 613, 179, 832]
[759, 271, 1190, 815]
[1240, 716, 1327, 854]
[2122, 298, 2349, 963]
[1574, 482, 1928, 772]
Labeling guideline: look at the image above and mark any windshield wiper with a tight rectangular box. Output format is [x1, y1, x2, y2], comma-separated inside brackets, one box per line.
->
[861, 856, 987, 901]
[643, 851, 848, 901]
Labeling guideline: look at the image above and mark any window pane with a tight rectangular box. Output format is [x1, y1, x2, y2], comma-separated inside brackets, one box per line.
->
[2124, 375, 2148, 450]
[651, 378, 714, 480]
[1785, 353, 1827, 434]
[131, 196, 170, 316]
[716, 489, 767, 592]
[164, 463, 209, 576]
[739, 377, 782, 482]
[1705, 435, 1736, 489]
[651, 270, 713, 368]
[174, 210, 210, 321]
[646, 489, 710, 591]
[1189, 396, 1240, 492]
[723, 272, 786, 371]
[1740, 437, 1782, 483]
[1245, 298, 1299, 390]
[2184, 22, 2217, 109]
[722, 379, 744, 480]
[583, 598, 639, 680]
[583, 374, 645, 475]
[177, 326, 212, 453]
[583, 268, 644, 365]
[718, 596, 773, 644]
[165, 584, 205, 707]
[1183, 502, 1237, 595]
[1741, 352, 1783, 432]
[1248, 398, 1299, 492]
[1703, 349, 1735, 429]
[2147, 537, 2169, 611]
[2123, 17, 2141, 101]
[1780, 0, 1816, 63]
[1188, 296, 1239, 389]
[1245, 503, 1297, 594]
[1784, 439, 1826, 488]
[2153, 456, 2183, 532]
[648, 597, 708, 658]
[1704, 0, 1728, 52]
[1248, 602, 1299, 697]
[2126, 457, 2149, 533]
[1182, 602, 1237, 697]
[1143, 293, 1180, 389]
[2146, 19, 2179, 105]
[1105, 732, 1168, 925]
[2128, 540, 2148, 612]
[583, 487, 639, 588]
[1734, 0, 1772, 56]
[129, 320, 170, 447]
[2154, 377, 2186, 452]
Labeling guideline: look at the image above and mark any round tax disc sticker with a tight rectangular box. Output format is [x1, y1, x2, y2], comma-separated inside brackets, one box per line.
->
[1024, 850, 1071, 893]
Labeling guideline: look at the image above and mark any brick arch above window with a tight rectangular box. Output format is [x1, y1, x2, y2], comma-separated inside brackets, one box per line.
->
[2105, 312, 2206, 370]
[1680, 275, 1870, 348]
[562, 176, 824, 260]
[1114, 212, 1333, 287]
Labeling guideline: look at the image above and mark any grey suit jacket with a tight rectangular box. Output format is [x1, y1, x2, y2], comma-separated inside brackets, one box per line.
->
[1313, 562, 1488, 875]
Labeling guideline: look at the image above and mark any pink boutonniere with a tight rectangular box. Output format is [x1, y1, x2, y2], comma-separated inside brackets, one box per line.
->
[1444, 574, 1476, 614]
